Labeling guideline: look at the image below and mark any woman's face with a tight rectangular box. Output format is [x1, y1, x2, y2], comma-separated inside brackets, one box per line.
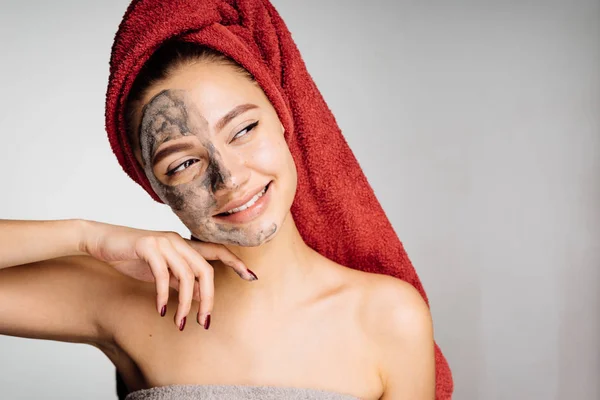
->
[131, 60, 297, 246]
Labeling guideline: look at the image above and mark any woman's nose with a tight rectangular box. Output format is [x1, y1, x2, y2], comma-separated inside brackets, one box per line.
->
[210, 150, 250, 194]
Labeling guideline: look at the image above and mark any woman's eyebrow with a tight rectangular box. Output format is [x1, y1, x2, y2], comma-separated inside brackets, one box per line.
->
[215, 103, 258, 131]
[151, 103, 258, 166]
[152, 141, 195, 166]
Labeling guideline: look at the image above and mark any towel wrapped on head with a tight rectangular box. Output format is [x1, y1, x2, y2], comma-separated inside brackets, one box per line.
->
[105, 0, 453, 398]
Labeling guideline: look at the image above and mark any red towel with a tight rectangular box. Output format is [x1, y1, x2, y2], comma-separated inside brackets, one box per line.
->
[105, 0, 453, 398]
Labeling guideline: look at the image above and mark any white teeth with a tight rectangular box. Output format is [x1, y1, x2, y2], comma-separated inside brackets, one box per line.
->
[225, 186, 268, 215]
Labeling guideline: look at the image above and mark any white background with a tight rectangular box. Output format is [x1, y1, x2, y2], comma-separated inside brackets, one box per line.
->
[0, 0, 598, 399]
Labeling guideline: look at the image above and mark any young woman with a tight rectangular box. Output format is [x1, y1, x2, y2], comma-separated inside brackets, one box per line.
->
[0, 1, 452, 399]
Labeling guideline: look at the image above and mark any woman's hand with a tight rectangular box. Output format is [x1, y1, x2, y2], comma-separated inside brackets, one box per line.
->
[80, 220, 256, 330]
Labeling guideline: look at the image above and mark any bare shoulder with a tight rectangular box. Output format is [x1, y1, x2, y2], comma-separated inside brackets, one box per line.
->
[337, 267, 435, 398]
[340, 268, 432, 338]
[371, 273, 429, 324]
[316, 261, 433, 349]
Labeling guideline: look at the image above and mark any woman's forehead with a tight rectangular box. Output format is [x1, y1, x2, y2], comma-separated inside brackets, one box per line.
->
[141, 62, 264, 118]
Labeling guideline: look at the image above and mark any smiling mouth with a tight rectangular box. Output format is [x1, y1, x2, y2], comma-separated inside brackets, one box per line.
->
[215, 181, 271, 217]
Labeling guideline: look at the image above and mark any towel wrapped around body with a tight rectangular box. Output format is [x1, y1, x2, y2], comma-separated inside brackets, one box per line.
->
[124, 384, 360, 400]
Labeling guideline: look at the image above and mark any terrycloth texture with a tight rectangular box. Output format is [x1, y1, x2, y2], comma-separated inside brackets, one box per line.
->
[125, 385, 359, 400]
[105, 0, 453, 399]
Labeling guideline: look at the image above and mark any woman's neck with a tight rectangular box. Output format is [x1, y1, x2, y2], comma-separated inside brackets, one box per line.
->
[211, 213, 321, 309]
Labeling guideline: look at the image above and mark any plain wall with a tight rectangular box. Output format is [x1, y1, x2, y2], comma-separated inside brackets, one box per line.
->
[0, 0, 598, 399]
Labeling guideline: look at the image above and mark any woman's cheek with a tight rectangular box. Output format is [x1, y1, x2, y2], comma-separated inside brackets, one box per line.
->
[248, 132, 287, 173]
[172, 184, 214, 216]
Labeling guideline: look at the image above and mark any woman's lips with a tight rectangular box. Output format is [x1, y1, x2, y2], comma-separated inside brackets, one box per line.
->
[213, 181, 272, 224]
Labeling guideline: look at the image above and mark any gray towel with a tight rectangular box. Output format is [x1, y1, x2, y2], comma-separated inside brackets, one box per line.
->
[124, 384, 360, 400]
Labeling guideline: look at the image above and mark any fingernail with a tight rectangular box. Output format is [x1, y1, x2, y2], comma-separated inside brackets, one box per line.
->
[160, 305, 167, 317]
[204, 314, 211, 330]
[247, 268, 258, 281]
[179, 317, 187, 331]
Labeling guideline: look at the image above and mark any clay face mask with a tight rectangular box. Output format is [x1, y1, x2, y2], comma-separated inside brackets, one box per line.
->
[138, 89, 277, 246]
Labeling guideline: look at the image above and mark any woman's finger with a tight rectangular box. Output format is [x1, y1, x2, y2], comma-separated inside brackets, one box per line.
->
[193, 281, 201, 303]
[135, 238, 170, 317]
[172, 240, 215, 329]
[157, 237, 195, 331]
[186, 240, 257, 281]
[166, 278, 200, 302]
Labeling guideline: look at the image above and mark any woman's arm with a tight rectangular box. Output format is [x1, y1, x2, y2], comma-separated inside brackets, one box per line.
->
[0, 219, 87, 269]
[0, 218, 253, 345]
[0, 254, 127, 345]
[0, 219, 133, 345]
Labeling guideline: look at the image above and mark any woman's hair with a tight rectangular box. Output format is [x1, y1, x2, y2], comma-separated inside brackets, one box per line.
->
[124, 40, 255, 151]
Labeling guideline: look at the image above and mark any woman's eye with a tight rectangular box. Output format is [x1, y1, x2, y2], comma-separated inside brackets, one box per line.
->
[166, 159, 199, 176]
[232, 121, 259, 141]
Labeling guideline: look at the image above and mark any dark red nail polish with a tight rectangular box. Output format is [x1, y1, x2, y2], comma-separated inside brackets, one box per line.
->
[247, 268, 258, 281]
[204, 314, 211, 330]
[160, 305, 167, 317]
[179, 317, 187, 331]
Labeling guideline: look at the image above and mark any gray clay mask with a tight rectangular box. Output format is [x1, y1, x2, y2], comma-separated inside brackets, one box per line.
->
[138, 89, 276, 246]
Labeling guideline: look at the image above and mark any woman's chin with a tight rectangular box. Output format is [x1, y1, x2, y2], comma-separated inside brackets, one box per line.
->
[230, 220, 279, 247]
[189, 219, 279, 247]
